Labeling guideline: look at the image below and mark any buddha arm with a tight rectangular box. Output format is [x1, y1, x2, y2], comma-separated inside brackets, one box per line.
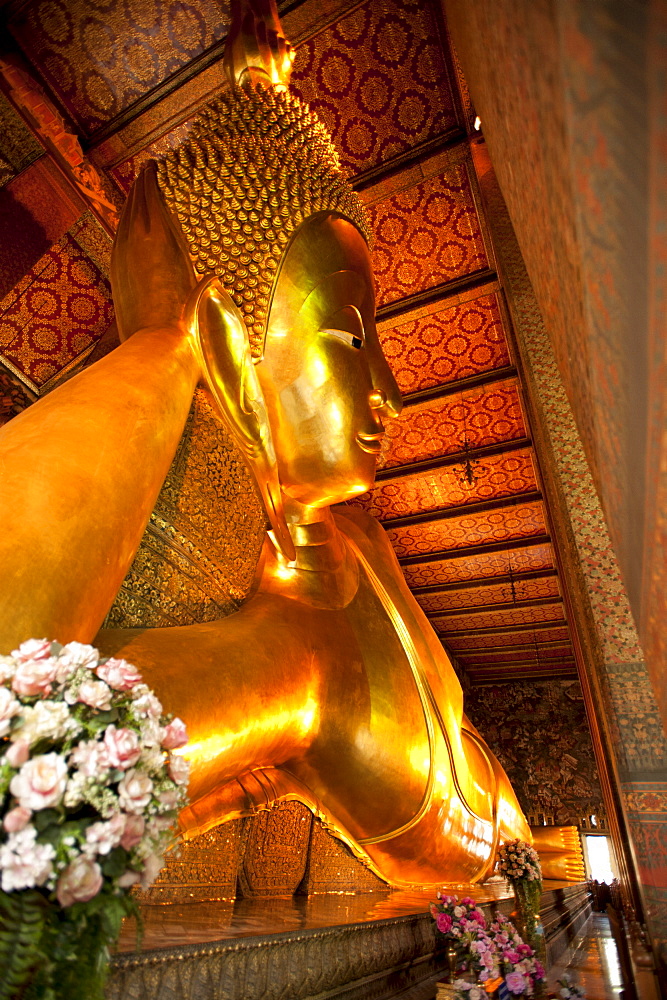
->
[0, 324, 198, 651]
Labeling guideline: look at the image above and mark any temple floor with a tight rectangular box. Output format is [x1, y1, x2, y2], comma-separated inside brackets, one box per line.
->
[545, 913, 623, 1000]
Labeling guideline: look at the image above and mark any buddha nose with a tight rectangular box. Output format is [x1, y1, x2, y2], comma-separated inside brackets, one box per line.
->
[369, 389, 386, 409]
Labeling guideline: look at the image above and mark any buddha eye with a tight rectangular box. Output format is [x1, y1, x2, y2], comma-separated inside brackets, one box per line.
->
[320, 305, 365, 349]
[322, 328, 363, 349]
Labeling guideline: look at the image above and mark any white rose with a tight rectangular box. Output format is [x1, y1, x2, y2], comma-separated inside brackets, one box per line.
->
[10, 753, 69, 811]
[0, 826, 55, 892]
[132, 691, 162, 720]
[118, 769, 153, 814]
[77, 679, 112, 711]
[0, 656, 16, 684]
[14, 700, 75, 745]
[0, 686, 20, 736]
[58, 642, 99, 670]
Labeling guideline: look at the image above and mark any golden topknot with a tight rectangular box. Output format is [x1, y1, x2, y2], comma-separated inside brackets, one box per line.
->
[157, 84, 370, 359]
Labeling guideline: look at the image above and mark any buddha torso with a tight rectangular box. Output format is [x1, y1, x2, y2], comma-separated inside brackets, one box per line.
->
[98, 506, 529, 886]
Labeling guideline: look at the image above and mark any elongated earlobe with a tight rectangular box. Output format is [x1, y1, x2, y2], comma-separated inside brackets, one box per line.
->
[185, 277, 295, 562]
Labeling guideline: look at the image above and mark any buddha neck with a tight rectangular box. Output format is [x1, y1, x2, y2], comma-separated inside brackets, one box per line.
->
[257, 500, 359, 608]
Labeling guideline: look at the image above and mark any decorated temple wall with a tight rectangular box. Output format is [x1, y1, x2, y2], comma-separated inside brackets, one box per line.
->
[464, 679, 605, 828]
[443, 0, 667, 734]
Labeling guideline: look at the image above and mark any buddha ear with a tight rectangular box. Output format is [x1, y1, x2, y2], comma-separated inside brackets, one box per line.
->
[185, 277, 296, 563]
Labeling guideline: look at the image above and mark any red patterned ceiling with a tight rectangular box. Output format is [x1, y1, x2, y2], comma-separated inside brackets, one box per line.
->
[0, 0, 577, 685]
[369, 166, 488, 306]
[416, 576, 560, 614]
[402, 543, 555, 588]
[0, 226, 113, 388]
[386, 500, 547, 558]
[351, 450, 537, 521]
[5, 0, 229, 133]
[433, 603, 566, 633]
[377, 379, 525, 470]
[378, 292, 510, 395]
[292, 0, 458, 176]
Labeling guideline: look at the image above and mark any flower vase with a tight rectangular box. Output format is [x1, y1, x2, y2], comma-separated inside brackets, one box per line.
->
[511, 879, 547, 994]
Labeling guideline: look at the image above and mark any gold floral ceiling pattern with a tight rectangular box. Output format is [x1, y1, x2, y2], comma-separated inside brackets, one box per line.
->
[0, 0, 575, 685]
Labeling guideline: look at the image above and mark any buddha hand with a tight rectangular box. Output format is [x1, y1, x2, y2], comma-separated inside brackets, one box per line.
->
[110, 160, 197, 343]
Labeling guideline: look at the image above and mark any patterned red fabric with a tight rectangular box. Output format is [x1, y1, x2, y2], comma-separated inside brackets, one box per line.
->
[378, 379, 525, 470]
[369, 166, 488, 306]
[379, 293, 510, 395]
[291, 0, 458, 176]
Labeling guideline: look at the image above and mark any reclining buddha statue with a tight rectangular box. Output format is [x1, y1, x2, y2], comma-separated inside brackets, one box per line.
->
[0, 0, 530, 886]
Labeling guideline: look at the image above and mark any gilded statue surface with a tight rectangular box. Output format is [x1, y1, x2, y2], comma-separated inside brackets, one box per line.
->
[0, 0, 530, 887]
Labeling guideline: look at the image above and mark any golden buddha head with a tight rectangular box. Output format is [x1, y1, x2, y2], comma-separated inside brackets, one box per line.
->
[156, 14, 401, 545]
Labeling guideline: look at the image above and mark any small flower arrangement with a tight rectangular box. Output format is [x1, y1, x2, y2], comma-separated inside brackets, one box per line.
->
[431, 894, 545, 997]
[557, 976, 585, 999]
[0, 638, 190, 1000]
[497, 840, 542, 884]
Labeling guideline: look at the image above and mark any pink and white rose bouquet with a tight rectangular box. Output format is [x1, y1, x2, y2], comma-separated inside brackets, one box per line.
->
[497, 839, 542, 884]
[0, 638, 189, 1000]
[430, 894, 545, 998]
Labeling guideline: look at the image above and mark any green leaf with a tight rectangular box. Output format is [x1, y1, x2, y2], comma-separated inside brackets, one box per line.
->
[101, 847, 127, 879]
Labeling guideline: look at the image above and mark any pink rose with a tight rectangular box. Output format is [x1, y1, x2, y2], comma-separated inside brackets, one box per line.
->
[157, 788, 180, 811]
[505, 971, 528, 995]
[161, 718, 187, 750]
[11, 639, 52, 663]
[56, 857, 103, 907]
[6, 740, 30, 768]
[168, 754, 190, 786]
[120, 813, 145, 850]
[96, 658, 142, 691]
[118, 769, 153, 814]
[3, 806, 31, 833]
[69, 739, 109, 777]
[0, 687, 20, 736]
[77, 680, 112, 711]
[12, 658, 58, 697]
[436, 912, 453, 934]
[103, 726, 141, 770]
[10, 753, 68, 810]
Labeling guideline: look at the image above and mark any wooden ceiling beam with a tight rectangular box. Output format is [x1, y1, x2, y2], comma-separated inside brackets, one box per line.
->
[401, 366, 518, 409]
[375, 268, 498, 325]
[397, 534, 551, 566]
[375, 436, 531, 482]
[411, 567, 557, 596]
[469, 667, 579, 685]
[453, 640, 574, 655]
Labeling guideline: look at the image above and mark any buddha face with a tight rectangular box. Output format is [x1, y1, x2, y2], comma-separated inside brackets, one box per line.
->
[257, 214, 402, 507]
